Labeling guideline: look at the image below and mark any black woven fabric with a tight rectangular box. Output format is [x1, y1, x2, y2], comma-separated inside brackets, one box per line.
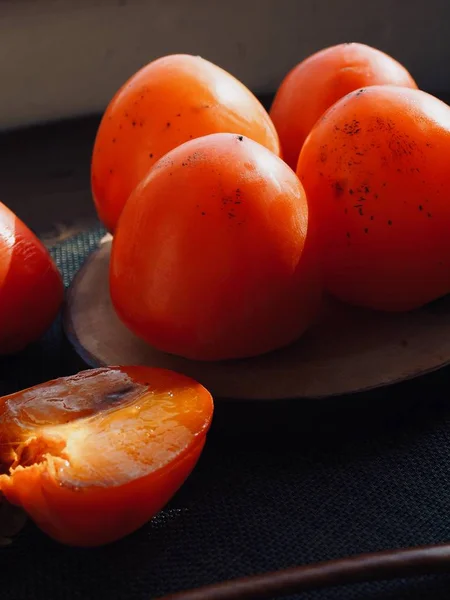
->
[2, 228, 450, 599]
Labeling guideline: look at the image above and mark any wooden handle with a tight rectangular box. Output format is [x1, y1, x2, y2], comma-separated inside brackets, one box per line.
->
[158, 543, 450, 600]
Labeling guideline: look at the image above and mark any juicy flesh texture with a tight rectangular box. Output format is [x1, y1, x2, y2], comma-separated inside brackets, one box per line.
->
[0, 367, 212, 489]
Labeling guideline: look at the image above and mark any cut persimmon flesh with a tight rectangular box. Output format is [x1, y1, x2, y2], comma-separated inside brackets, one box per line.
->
[0, 366, 213, 547]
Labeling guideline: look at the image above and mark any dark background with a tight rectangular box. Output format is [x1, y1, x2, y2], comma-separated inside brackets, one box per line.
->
[0, 0, 448, 130]
[3, 1, 450, 597]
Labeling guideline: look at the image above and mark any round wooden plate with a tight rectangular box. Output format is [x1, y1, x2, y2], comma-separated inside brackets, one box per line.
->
[64, 235, 450, 400]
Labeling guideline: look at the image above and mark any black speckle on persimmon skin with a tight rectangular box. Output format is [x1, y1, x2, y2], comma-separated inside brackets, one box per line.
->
[319, 144, 328, 162]
[342, 120, 361, 136]
[332, 181, 344, 196]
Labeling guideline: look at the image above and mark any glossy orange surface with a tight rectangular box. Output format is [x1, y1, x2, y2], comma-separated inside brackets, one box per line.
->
[0, 202, 63, 354]
[92, 54, 280, 232]
[270, 43, 417, 170]
[297, 86, 450, 311]
[110, 132, 321, 360]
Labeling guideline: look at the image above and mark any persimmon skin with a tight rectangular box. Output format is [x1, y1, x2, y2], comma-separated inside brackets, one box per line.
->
[270, 42, 417, 171]
[0, 202, 63, 354]
[297, 85, 450, 312]
[110, 133, 321, 361]
[0, 366, 213, 547]
[92, 54, 280, 232]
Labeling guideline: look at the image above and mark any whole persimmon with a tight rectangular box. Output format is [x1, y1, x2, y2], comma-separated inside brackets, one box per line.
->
[91, 54, 280, 232]
[297, 85, 450, 312]
[110, 133, 321, 361]
[0, 202, 63, 354]
[0, 366, 213, 546]
[270, 42, 417, 170]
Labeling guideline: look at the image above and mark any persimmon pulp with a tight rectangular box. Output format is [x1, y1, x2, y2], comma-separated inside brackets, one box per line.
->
[0, 367, 213, 547]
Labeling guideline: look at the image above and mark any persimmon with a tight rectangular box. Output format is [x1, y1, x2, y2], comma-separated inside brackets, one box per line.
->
[270, 42, 417, 170]
[0, 202, 63, 354]
[0, 366, 213, 547]
[110, 132, 321, 361]
[297, 85, 450, 312]
[91, 54, 280, 232]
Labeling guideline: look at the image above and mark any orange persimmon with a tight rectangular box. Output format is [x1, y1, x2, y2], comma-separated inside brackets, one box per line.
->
[0, 366, 213, 547]
[297, 85, 450, 312]
[270, 42, 417, 170]
[0, 202, 63, 354]
[110, 133, 321, 361]
[91, 54, 280, 232]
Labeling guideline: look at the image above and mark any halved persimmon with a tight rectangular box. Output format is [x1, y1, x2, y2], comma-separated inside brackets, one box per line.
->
[0, 366, 213, 547]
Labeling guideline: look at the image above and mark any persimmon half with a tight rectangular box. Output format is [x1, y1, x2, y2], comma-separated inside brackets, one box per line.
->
[91, 53, 280, 232]
[297, 85, 450, 312]
[0, 202, 64, 354]
[110, 132, 321, 361]
[270, 42, 417, 170]
[0, 366, 213, 547]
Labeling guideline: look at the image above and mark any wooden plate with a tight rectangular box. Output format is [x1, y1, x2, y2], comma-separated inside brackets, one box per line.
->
[64, 235, 450, 400]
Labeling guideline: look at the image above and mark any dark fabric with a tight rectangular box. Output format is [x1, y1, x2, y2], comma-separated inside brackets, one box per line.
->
[2, 228, 450, 599]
